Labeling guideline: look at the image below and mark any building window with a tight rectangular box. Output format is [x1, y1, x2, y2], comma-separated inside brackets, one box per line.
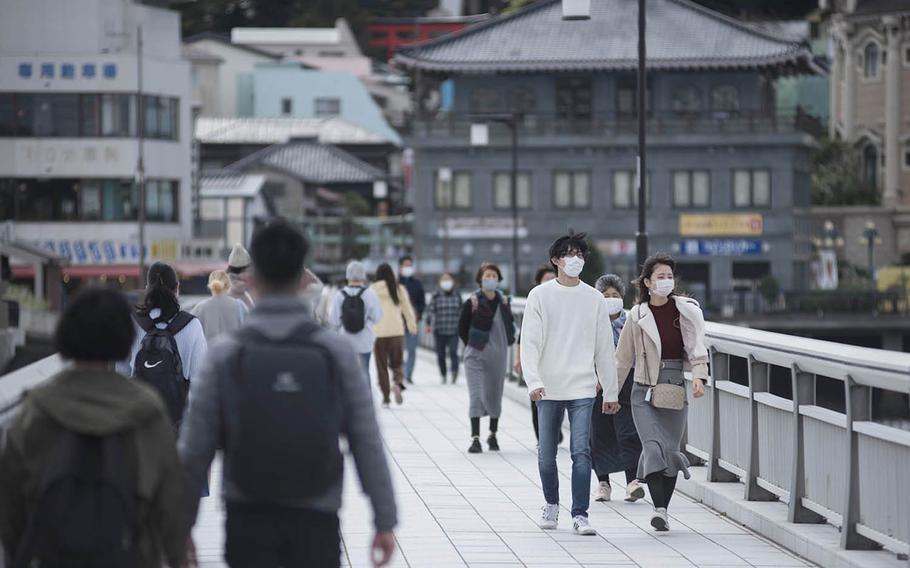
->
[733, 169, 771, 208]
[616, 77, 651, 116]
[469, 88, 502, 113]
[102, 94, 135, 137]
[281, 97, 293, 116]
[435, 171, 472, 210]
[672, 170, 711, 208]
[145, 180, 178, 222]
[314, 97, 340, 117]
[671, 86, 701, 113]
[613, 171, 650, 209]
[142, 96, 178, 140]
[0, 94, 13, 136]
[493, 172, 531, 209]
[508, 88, 536, 113]
[864, 145, 879, 189]
[556, 78, 592, 122]
[864, 42, 880, 79]
[553, 171, 590, 209]
[711, 85, 740, 113]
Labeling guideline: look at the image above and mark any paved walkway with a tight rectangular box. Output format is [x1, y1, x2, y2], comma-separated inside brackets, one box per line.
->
[193, 349, 815, 567]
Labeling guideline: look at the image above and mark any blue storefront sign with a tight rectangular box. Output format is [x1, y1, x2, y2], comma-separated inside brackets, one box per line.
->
[679, 239, 764, 256]
[18, 62, 116, 80]
[41, 240, 141, 264]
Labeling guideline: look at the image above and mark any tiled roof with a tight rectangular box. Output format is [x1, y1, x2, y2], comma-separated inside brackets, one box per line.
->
[200, 172, 267, 198]
[228, 142, 386, 185]
[852, 0, 910, 17]
[395, 0, 815, 73]
[183, 32, 282, 60]
[195, 117, 395, 146]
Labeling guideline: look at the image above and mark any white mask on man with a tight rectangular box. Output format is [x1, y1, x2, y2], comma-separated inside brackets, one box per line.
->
[652, 279, 675, 298]
[604, 297, 624, 316]
[562, 256, 585, 278]
[440, 279, 454, 292]
[400, 266, 415, 278]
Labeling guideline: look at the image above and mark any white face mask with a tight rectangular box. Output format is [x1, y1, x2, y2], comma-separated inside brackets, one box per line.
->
[481, 278, 499, 292]
[400, 266, 415, 278]
[604, 297, 624, 316]
[440, 280, 454, 291]
[562, 256, 585, 278]
[652, 278, 675, 298]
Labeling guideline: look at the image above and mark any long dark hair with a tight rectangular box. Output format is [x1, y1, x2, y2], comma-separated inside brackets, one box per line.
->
[376, 263, 400, 306]
[635, 253, 676, 304]
[138, 262, 180, 322]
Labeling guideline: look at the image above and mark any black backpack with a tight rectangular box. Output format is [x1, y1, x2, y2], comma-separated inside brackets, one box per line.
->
[133, 311, 195, 426]
[14, 432, 140, 568]
[228, 322, 343, 502]
[340, 287, 367, 334]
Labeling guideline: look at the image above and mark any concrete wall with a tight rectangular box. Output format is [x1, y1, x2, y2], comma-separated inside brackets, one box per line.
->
[185, 38, 274, 117]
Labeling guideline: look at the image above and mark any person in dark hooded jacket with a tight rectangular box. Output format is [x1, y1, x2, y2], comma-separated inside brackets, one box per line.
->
[0, 288, 187, 568]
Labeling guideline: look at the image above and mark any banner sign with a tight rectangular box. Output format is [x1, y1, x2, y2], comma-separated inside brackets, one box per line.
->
[678, 239, 765, 256]
[438, 217, 527, 239]
[679, 214, 763, 236]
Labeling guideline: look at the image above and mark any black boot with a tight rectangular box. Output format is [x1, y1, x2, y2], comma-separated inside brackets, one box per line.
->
[487, 433, 500, 452]
[468, 437, 482, 453]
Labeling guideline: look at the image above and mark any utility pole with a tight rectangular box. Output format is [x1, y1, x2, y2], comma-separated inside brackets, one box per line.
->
[635, 0, 648, 272]
[136, 25, 147, 285]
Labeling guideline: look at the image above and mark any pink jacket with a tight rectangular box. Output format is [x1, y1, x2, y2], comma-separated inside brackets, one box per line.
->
[615, 296, 710, 389]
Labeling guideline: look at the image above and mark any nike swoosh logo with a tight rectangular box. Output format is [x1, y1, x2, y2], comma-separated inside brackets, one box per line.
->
[144, 361, 163, 369]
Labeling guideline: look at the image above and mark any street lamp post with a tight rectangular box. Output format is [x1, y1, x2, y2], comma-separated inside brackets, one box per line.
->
[470, 113, 521, 294]
[860, 221, 882, 289]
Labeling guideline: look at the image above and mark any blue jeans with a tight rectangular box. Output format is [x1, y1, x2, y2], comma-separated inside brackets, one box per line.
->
[537, 398, 596, 518]
[404, 334, 419, 381]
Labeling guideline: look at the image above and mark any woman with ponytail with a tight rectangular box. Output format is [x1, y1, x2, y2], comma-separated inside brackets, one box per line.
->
[191, 270, 247, 342]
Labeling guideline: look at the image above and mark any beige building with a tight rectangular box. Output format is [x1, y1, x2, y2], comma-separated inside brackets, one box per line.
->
[824, 0, 910, 207]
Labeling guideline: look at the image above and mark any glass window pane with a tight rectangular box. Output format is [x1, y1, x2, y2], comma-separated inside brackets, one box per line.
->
[454, 173, 471, 208]
[753, 170, 770, 206]
[80, 95, 100, 136]
[102, 180, 136, 221]
[435, 172, 450, 209]
[159, 98, 173, 139]
[55, 95, 79, 137]
[692, 171, 710, 207]
[80, 181, 102, 220]
[33, 95, 54, 136]
[573, 172, 590, 208]
[0, 94, 13, 136]
[673, 172, 690, 207]
[15, 95, 34, 136]
[554, 172, 571, 208]
[144, 95, 158, 137]
[733, 170, 751, 207]
[161, 181, 176, 221]
[494, 173, 509, 208]
[517, 173, 531, 208]
[613, 172, 631, 208]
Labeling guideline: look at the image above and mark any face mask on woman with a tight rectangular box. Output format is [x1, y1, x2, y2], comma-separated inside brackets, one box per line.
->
[440, 279, 454, 292]
[651, 278, 675, 298]
[481, 278, 498, 292]
[562, 256, 585, 278]
[604, 297, 624, 316]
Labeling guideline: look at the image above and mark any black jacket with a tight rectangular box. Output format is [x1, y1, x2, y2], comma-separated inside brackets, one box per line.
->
[457, 290, 516, 347]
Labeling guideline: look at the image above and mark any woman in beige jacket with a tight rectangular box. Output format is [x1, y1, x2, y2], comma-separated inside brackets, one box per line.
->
[371, 262, 418, 407]
[614, 252, 708, 532]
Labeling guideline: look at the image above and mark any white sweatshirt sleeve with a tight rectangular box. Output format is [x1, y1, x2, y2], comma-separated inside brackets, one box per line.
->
[519, 291, 545, 394]
[595, 300, 619, 403]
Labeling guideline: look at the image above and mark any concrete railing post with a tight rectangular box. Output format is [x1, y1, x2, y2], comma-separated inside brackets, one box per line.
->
[745, 355, 777, 501]
[788, 364, 825, 523]
[841, 375, 881, 550]
[708, 347, 738, 482]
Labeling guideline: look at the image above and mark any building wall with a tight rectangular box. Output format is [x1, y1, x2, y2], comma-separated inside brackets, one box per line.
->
[185, 38, 274, 117]
[190, 59, 221, 115]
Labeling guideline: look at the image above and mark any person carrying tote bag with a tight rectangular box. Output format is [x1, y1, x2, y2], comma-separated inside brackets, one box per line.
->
[614, 253, 709, 532]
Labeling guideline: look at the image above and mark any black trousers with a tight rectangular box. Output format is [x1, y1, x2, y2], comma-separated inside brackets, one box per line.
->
[226, 504, 340, 568]
[434, 333, 460, 376]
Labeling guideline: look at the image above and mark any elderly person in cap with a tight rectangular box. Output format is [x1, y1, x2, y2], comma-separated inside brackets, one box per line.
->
[227, 243, 255, 311]
[590, 273, 645, 504]
[329, 260, 383, 380]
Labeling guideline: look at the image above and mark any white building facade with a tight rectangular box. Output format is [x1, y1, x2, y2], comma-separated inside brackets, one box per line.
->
[0, 0, 192, 283]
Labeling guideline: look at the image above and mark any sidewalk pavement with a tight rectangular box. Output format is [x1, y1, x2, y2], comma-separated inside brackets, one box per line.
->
[193, 348, 815, 567]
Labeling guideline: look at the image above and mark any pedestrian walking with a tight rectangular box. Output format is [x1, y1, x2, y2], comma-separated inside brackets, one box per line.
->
[191, 270, 246, 342]
[590, 274, 645, 503]
[329, 260, 383, 379]
[521, 232, 619, 536]
[425, 272, 462, 384]
[300, 267, 325, 320]
[514, 266, 559, 444]
[459, 263, 516, 454]
[372, 262, 418, 407]
[227, 243, 255, 311]
[0, 288, 187, 568]
[121, 262, 207, 429]
[615, 252, 708, 532]
[398, 256, 425, 384]
[178, 220, 397, 568]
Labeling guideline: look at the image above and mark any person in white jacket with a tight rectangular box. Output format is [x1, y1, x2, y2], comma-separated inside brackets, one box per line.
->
[329, 260, 383, 379]
[520, 231, 619, 537]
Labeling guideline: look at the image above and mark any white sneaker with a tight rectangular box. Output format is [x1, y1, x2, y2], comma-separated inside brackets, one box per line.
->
[650, 508, 669, 532]
[625, 479, 646, 502]
[595, 481, 612, 502]
[539, 504, 559, 530]
[573, 515, 596, 535]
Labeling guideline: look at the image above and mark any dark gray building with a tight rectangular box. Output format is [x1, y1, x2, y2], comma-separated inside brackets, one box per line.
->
[396, 0, 820, 304]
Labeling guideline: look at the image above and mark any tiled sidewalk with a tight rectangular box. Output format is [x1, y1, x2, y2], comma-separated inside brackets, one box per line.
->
[194, 349, 814, 568]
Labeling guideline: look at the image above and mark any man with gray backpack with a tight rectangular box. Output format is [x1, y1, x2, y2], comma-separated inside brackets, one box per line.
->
[329, 260, 383, 380]
[178, 221, 397, 568]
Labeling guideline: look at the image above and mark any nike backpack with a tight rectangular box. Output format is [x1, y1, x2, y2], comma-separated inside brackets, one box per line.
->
[340, 287, 367, 333]
[13, 432, 140, 568]
[133, 311, 195, 427]
[228, 321, 344, 501]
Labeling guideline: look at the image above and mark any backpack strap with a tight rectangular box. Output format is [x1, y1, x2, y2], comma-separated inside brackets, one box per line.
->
[166, 311, 195, 335]
[134, 313, 156, 333]
[354, 287, 366, 298]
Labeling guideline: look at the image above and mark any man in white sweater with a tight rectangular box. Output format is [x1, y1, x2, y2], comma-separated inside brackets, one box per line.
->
[521, 232, 620, 536]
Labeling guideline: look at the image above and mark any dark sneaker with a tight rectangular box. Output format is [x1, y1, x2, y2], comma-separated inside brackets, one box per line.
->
[487, 434, 500, 452]
[468, 437, 482, 453]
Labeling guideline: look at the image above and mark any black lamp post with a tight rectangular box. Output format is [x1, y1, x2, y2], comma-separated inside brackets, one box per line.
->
[860, 221, 882, 289]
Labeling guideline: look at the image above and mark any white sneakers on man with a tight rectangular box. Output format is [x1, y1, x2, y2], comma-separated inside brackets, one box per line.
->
[595, 481, 612, 502]
[625, 479, 646, 502]
[539, 503, 559, 529]
[650, 508, 670, 531]
[573, 515, 597, 535]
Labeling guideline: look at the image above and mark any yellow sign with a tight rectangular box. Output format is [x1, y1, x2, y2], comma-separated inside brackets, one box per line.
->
[679, 214, 763, 236]
[151, 240, 179, 260]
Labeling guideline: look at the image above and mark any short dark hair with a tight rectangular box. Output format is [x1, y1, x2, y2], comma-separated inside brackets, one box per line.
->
[250, 219, 309, 289]
[534, 265, 556, 286]
[636, 252, 677, 303]
[399, 255, 413, 266]
[56, 288, 135, 362]
[475, 262, 503, 285]
[548, 230, 589, 270]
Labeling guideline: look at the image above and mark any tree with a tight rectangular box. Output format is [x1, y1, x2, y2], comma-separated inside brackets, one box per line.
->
[580, 239, 605, 288]
[812, 138, 879, 206]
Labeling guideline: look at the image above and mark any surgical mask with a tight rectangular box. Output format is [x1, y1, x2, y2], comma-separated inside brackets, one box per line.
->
[400, 266, 415, 278]
[652, 279, 675, 298]
[440, 280, 454, 292]
[604, 297, 624, 316]
[562, 256, 585, 278]
[481, 278, 499, 292]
